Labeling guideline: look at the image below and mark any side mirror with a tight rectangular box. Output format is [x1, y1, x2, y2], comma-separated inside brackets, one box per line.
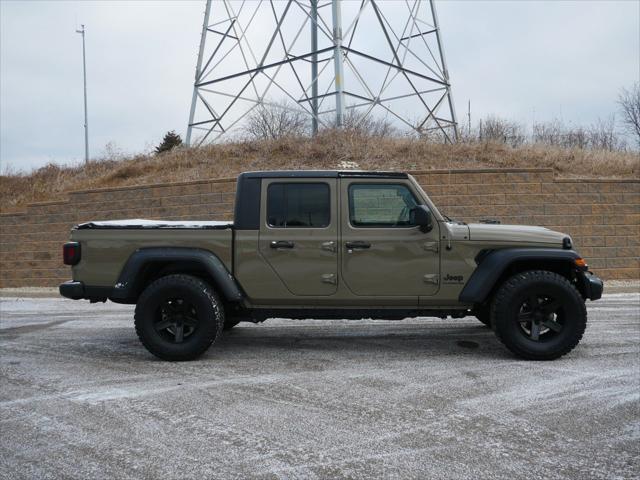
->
[411, 205, 433, 233]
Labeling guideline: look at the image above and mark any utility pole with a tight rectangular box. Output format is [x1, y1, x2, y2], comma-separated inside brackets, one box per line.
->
[429, 0, 458, 141]
[331, 0, 345, 128]
[76, 24, 89, 163]
[186, 1, 212, 147]
[311, 0, 319, 136]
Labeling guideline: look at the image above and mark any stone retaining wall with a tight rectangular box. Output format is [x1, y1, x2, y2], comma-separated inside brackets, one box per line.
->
[1, 168, 637, 287]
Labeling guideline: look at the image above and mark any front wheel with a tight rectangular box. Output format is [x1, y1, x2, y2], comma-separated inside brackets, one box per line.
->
[134, 274, 224, 361]
[491, 270, 587, 360]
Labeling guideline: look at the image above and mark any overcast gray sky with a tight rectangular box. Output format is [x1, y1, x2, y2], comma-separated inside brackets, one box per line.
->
[1, 0, 638, 171]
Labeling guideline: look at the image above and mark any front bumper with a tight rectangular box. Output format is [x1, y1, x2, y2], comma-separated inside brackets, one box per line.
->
[59, 281, 84, 300]
[577, 271, 604, 301]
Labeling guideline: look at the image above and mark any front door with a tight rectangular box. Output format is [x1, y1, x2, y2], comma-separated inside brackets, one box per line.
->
[340, 178, 440, 296]
[258, 178, 338, 296]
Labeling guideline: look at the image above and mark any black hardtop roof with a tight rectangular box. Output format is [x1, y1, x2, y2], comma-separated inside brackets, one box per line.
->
[239, 170, 408, 179]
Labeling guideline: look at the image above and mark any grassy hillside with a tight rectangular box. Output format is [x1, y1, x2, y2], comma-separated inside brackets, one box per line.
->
[2, 131, 638, 212]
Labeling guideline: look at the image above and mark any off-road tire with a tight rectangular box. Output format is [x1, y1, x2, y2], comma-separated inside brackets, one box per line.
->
[134, 274, 224, 361]
[491, 270, 587, 360]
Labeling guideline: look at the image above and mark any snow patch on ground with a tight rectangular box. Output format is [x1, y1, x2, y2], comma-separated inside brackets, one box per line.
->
[0, 293, 638, 479]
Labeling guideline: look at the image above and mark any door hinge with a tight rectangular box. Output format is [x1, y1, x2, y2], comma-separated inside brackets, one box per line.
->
[423, 274, 439, 285]
[422, 241, 439, 253]
[321, 273, 337, 285]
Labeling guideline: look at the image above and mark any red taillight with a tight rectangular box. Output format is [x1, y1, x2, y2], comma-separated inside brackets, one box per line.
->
[63, 242, 81, 265]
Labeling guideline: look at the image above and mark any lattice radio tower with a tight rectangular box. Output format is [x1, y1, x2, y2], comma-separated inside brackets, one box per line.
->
[186, 0, 458, 146]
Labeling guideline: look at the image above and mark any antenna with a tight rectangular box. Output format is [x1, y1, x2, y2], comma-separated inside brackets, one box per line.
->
[76, 24, 89, 163]
[468, 99, 471, 138]
[186, 0, 458, 146]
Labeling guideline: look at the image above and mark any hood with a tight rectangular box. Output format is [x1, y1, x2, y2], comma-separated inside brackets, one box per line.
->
[468, 223, 568, 245]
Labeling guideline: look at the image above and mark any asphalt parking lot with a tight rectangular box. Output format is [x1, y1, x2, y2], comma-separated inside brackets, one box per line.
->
[1, 293, 639, 479]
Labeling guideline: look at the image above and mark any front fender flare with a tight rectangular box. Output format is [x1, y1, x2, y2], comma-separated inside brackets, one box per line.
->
[459, 248, 581, 304]
[111, 247, 243, 302]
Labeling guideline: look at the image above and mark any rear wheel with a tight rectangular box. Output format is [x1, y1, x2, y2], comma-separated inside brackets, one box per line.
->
[491, 270, 586, 360]
[134, 274, 224, 361]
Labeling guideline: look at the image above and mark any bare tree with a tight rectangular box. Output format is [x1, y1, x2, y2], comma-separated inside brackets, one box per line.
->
[587, 115, 627, 152]
[618, 82, 640, 145]
[244, 101, 308, 140]
[479, 116, 525, 147]
[533, 119, 564, 147]
[323, 108, 397, 137]
[533, 119, 589, 149]
[563, 125, 589, 150]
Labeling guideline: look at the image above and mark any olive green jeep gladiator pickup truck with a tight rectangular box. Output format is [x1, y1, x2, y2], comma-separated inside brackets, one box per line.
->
[60, 170, 603, 361]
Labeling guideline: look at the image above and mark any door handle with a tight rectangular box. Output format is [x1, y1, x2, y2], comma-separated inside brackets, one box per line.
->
[270, 240, 294, 249]
[422, 241, 439, 253]
[345, 241, 371, 250]
[321, 241, 336, 252]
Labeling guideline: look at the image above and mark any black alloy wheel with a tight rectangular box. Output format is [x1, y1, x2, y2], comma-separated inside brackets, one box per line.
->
[516, 293, 564, 342]
[135, 274, 224, 361]
[491, 270, 587, 360]
[155, 298, 199, 344]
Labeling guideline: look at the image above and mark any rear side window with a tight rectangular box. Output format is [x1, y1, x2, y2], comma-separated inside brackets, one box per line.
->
[349, 183, 418, 227]
[267, 183, 330, 228]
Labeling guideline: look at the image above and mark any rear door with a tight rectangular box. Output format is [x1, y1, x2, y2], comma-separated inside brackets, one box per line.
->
[258, 178, 338, 296]
[340, 178, 440, 297]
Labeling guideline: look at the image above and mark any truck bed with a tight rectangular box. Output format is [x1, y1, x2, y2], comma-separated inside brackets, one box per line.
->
[70, 219, 234, 287]
[76, 219, 233, 230]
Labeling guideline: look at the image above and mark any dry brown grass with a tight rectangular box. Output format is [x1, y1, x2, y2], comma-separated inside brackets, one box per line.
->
[2, 131, 638, 212]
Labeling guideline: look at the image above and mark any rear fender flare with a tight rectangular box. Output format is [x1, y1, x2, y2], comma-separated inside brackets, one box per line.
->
[459, 248, 581, 304]
[111, 247, 243, 302]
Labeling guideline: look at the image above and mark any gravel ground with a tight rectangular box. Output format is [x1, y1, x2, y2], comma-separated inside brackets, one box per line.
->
[1, 294, 639, 479]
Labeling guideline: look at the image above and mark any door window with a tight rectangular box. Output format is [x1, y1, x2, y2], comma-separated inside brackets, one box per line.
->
[267, 183, 330, 228]
[348, 183, 419, 228]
